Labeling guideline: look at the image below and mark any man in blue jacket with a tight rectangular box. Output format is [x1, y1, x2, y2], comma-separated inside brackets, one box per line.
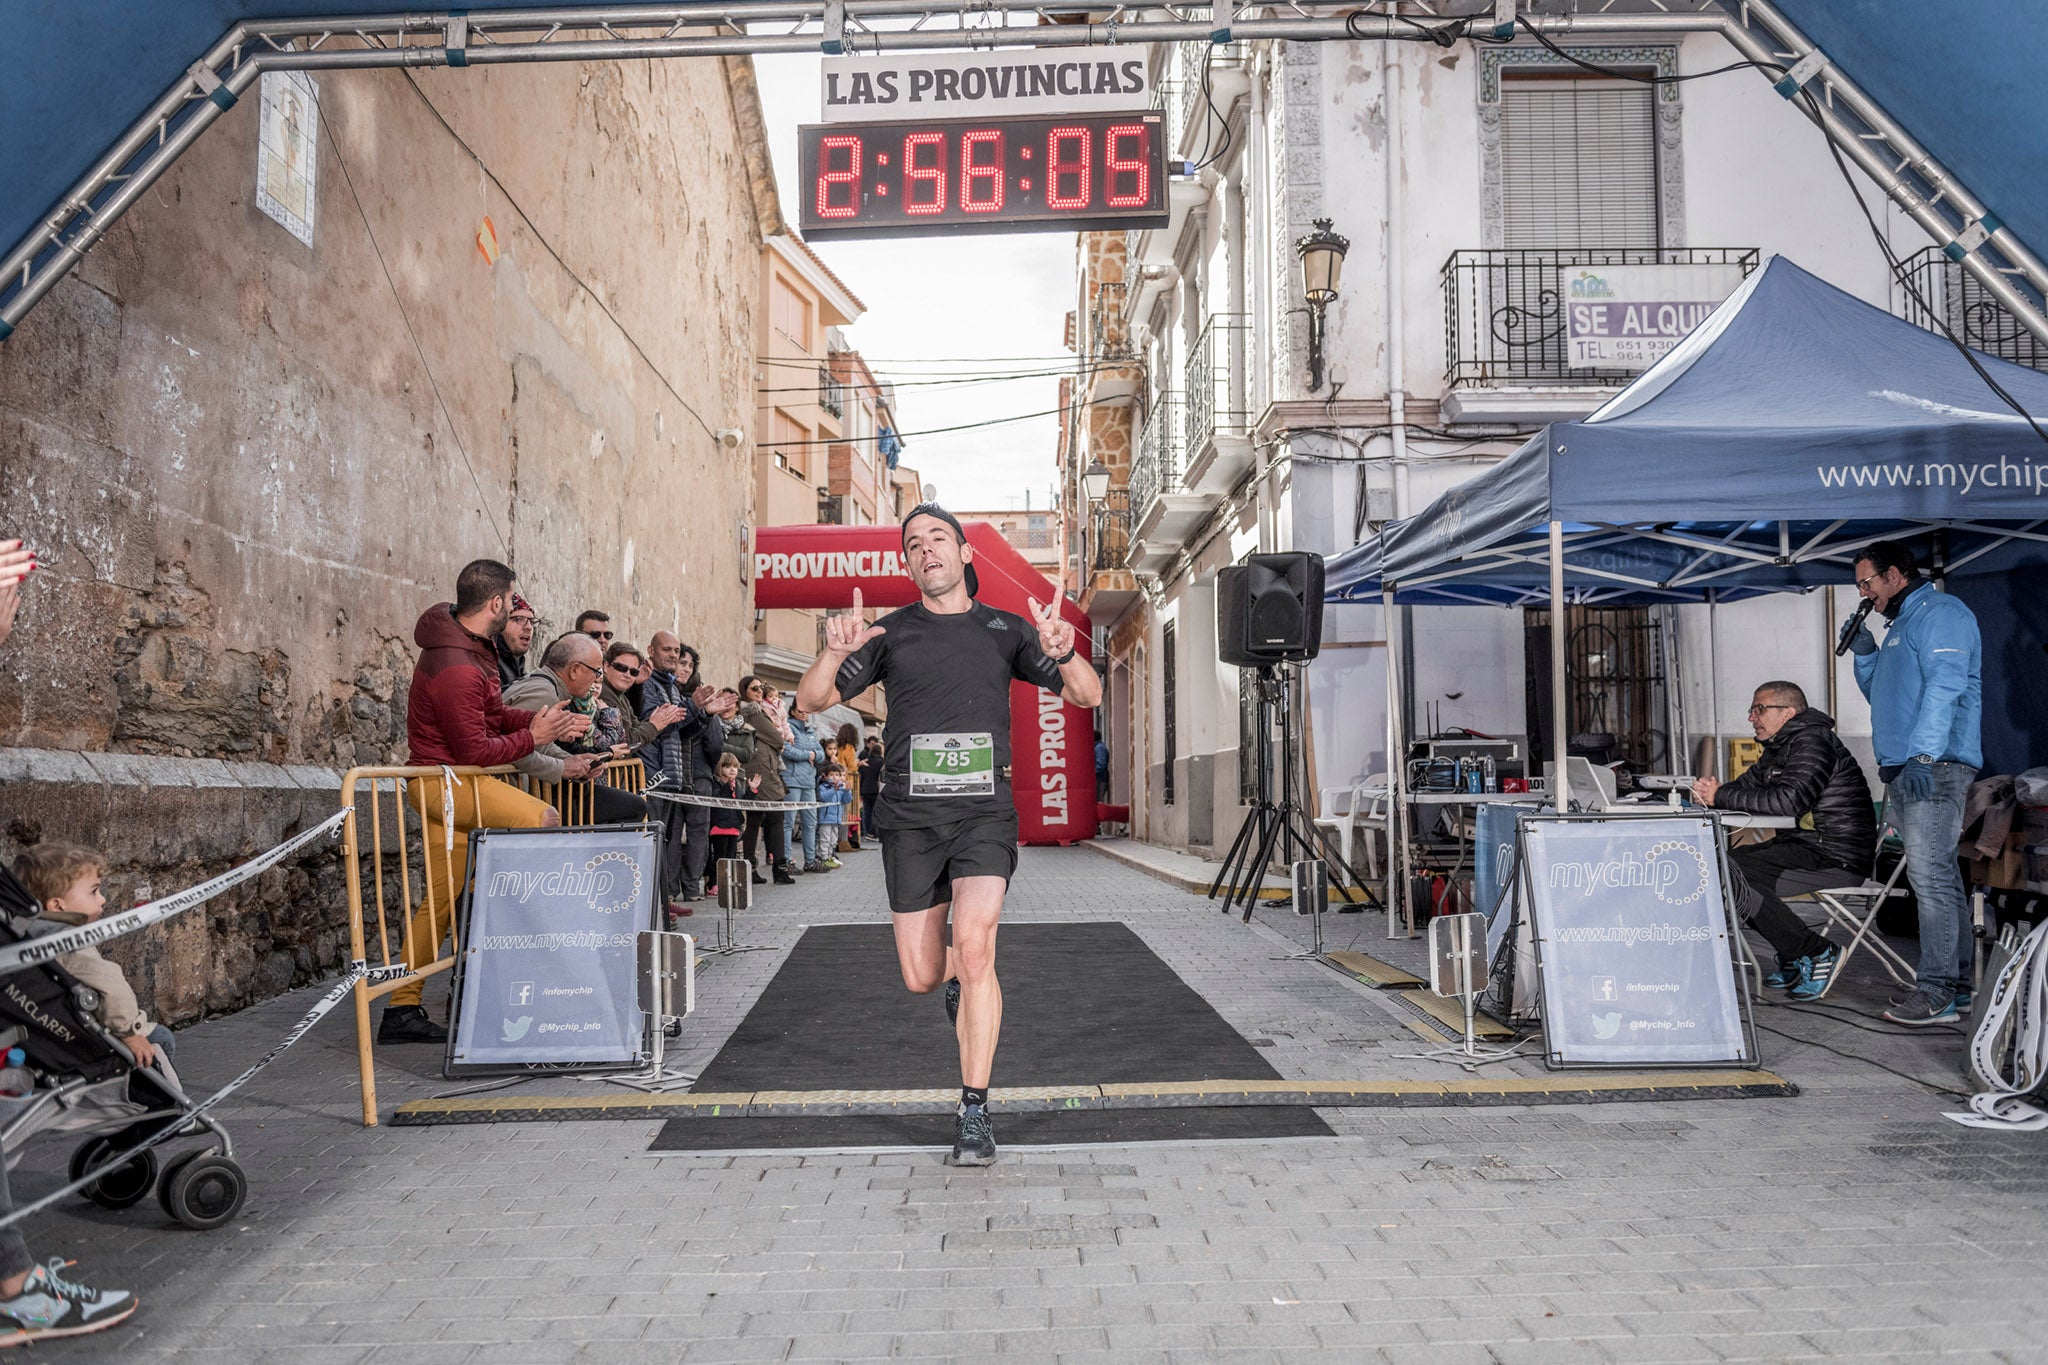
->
[1846, 540, 1982, 1026]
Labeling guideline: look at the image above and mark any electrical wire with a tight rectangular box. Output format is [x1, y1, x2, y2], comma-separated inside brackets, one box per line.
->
[1189, 41, 1236, 174]
[400, 73, 719, 443]
[320, 108, 506, 552]
[1753, 1021, 1971, 1098]
[763, 402, 1073, 446]
[755, 352, 1085, 365]
[752, 361, 1130, 396]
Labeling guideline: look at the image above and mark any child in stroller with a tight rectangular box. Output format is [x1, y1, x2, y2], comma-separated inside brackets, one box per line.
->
[0, 850, 248, 1234]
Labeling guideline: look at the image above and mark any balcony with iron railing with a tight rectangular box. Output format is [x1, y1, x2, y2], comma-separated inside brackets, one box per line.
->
[1129, 392, 1183, 528]
[1892, 247, 2048, 371]
[1127, 391, 1219, 574]
[1182, 312, 1252, 494]
[819, 365, 844, 418]
[1440, 247, 1760, 424]
[1090, 486, 1131, 572]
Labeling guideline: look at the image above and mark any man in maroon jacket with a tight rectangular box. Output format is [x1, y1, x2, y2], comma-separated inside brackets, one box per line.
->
[380, 558, 588, 1044]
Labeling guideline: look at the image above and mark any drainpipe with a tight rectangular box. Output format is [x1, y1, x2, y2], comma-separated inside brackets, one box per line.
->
[1381, 40, 1410, 519]
[1249, 52, 1270, 417]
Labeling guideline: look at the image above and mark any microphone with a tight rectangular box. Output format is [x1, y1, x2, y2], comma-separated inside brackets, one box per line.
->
[1834, 597, 1876, 657]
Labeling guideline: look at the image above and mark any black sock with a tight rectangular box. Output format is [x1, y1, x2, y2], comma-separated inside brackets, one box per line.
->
[961, 1086, 987, 1110]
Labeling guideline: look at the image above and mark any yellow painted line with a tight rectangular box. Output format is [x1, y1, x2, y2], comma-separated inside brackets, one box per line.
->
[395, 1070, 1793, 1119]
[745, 1088, 1105, 1113]
[1325, 950, 1427, 989]
[401, 1091, 756, 1115]
[1401, 991, 1517, 1039]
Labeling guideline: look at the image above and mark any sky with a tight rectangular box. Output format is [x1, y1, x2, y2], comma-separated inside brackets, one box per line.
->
[752, 54, 1077, 511]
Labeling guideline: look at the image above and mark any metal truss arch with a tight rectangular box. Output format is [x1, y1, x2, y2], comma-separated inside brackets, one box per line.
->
[3, 0, 2044, 349]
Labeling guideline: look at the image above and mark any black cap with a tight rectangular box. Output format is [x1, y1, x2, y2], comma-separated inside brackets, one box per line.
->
[901, 502, 979, 597]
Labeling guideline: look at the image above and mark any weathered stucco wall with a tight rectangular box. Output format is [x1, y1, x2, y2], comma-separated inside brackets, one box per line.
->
[0, 52, 770, 1025]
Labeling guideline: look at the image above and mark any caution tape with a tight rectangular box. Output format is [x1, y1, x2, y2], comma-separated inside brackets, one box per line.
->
[0, 959, 410, 1231]
[644, 790, 829, 814]
[1946, 918, 2048, 1132]
[0, 809, 351, 977]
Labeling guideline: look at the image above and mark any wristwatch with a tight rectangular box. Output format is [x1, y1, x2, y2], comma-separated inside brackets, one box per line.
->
[1912, 753, 1935, 765]
[1050, 645, 1078, 667]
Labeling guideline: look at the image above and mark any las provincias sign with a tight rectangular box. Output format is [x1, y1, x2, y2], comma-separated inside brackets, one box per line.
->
[818, 51, 1152, 123]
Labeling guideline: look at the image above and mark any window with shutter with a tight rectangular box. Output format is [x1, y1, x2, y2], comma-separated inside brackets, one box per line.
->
[1500, 76, 1659, 249]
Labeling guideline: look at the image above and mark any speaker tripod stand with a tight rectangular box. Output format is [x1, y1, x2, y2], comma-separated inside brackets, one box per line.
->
[1208, 663, 1381, 924]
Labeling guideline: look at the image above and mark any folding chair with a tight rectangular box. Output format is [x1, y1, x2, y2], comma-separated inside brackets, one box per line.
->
[1314, 776, 1389, 888]
[1785, 829, 1918, 1000]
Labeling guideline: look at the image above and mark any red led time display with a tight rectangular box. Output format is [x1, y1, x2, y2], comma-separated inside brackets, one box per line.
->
[799, 111, 1168, 239]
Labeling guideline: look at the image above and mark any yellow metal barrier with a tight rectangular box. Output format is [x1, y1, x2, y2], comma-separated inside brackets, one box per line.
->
[340, 756, 651, 1126]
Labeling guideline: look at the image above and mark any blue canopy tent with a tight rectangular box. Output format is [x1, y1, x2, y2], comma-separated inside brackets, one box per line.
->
[1330, 254, 2048, 931]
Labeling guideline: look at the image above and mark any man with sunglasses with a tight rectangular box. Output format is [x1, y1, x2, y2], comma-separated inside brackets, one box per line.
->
[798, 504, 1100, 1166]
[1693, 682, 1873, 1000]
[504, 632, 649, 825]
[575, 610, 614, 644]
[1842, 540, 1982, 1026]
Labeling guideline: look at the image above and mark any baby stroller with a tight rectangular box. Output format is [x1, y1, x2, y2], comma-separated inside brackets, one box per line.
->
[0, 875, 247, 1230]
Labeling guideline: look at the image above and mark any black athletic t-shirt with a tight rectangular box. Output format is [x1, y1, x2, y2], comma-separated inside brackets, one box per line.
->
[834, 600, 1065, 831]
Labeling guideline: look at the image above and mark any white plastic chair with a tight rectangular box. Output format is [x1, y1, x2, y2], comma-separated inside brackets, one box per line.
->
[1314, 775, 1390, 887]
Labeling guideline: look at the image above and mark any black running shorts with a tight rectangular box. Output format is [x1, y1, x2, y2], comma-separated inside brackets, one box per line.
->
[880, 812, 1019, 914]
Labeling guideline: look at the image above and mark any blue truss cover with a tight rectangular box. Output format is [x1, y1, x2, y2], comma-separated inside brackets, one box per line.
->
[1768, 0, 2048, 266]
[1327, 256, 2048, 605]
[0, 2, 668, 292]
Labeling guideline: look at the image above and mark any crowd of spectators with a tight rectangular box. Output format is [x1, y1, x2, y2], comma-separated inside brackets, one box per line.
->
[387, 558, 878, 1044]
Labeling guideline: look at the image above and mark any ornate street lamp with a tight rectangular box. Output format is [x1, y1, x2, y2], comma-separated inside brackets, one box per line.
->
[1081, 458, 1111, 503]
[1294, 217, 1349, 392]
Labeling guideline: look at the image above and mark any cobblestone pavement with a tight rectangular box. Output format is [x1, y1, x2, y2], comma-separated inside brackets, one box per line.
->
[14, 844, 2045, 1363]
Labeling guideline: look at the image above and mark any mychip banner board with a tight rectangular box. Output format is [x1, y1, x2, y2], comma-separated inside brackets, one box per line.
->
[445, 824, 660, 1077]
[1520, 814, 1754, 1067]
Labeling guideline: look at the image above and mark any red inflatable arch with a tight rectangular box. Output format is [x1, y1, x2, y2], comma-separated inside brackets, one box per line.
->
[753, 522, 1097, 845]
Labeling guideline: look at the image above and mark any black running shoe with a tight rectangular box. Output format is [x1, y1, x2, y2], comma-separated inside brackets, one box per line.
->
[944, 977, 961, 1026]
[948, 1104, 996, 1166]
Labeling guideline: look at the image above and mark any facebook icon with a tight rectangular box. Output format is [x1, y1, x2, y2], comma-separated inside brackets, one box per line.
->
[510, 981, 535, 1008]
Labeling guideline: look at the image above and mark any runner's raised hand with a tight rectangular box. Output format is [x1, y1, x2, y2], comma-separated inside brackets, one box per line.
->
[1027, 595, 1075, 660]
[824, 586, 886, 657]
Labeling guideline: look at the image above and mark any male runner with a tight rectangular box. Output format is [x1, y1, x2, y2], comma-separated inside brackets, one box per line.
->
[797, 505, 1101, 1165]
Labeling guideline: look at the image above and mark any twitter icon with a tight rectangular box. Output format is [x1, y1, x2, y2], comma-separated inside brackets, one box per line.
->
[501, 1016, 533, 1042]
[1591, 1011, 1622, 1040]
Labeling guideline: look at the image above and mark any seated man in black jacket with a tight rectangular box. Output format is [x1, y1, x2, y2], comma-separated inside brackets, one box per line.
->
[1693, 681, 1876, 1000]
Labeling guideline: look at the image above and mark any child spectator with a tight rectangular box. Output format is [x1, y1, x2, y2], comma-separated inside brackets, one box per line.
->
[815, 763, 849, 870]
[703, 753, 754, 898]
[10, 844, 174, 1069]
[833, 723, 863, 849]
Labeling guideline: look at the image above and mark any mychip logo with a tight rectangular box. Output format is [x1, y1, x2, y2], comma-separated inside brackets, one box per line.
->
[487, 853, 642, 915]
[1547, 839, 1710, 906]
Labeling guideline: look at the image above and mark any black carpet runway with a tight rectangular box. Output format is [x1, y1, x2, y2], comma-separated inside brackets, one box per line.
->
[650, 921, 1335, 1151]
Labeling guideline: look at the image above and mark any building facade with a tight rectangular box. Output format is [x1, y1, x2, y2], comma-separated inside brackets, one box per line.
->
[1064, 28, 2024, 855]
[751, 233, 864, 691]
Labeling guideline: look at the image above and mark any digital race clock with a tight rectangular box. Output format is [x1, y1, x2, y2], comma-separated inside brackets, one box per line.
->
[798, 111, 1170, 240]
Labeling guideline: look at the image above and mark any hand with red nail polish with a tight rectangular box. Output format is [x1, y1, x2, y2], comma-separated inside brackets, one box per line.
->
[0, 540, 29, 588]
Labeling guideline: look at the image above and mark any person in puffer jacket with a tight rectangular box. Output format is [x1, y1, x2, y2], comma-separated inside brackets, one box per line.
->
[1692, 681, 1873, 1001]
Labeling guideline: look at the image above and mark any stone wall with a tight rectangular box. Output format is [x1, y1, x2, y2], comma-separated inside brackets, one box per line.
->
[0, 51, 774, 1026]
